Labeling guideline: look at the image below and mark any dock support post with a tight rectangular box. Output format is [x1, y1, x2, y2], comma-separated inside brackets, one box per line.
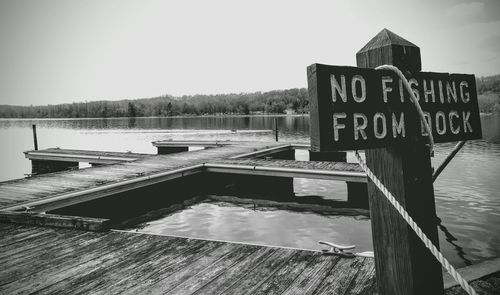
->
[309, 151, 368, 208]
[309, 150, 346, 162]
[274, 118, 279, 142]
[157, 146, 189, 155]
[266, 148, 295, 160]
[31, 160, 79, 175]
[32, 124, 38, 151]
[346, 182, 368, 208]
[206, 173, 294, 201]
[356, 29, 443, 294]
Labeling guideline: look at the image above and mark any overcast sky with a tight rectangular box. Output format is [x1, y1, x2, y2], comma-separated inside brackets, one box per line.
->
[0, 0, 499, 106]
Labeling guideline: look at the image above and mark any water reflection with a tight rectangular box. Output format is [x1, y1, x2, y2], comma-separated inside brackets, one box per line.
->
[0, 115, 310, 136]
[436, 217, 473, 266]
[134, 202, 373, 253]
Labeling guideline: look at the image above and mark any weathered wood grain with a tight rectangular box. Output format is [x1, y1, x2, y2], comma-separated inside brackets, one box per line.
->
[250, 250, 317, 295]
[357, 29, 444, 295]
[0, 228, 75, 257]
[0, 139, 382, 294]
[119, 241, 226, 295]
[0, 230, 96, 284]
[40, 235, 188, 295]
[135, 243, 239, 294]
[164, 244, 260, 294]
[220, 248, 296, 294]
[192, 247, 278, 295]
[0, 224, 50, 247]
[0, 212, 110, 231]
[89, 237, 212, 295]
[0, 142, 283, 210]
[26, 148, 151, 158]
[214, 158, 364, 172]
[24, 148, 152, 166]
[313, 257, 368, 294]
[5, 233, 149, 294]
[344, 258, 378, 295]
[0, 224, 378, 295]
[0, 233, 121, 292]
[281, 255, 341, 295]
[445, 271, 500, 295]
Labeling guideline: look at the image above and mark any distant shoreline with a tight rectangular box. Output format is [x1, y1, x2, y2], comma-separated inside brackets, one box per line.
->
[0, 113, 309, 121]
[0, 112, 499, 121]
[1, 84, 498, 119]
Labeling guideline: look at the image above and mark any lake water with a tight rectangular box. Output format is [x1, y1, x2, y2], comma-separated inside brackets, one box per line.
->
[0, 114, 499, 268]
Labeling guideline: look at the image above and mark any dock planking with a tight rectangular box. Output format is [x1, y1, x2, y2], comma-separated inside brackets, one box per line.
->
[0, 142, 368, 213]
[212, 158, 364, 174]
[0, 223, 377, 295]
[24, 148, 152, 164]
[0, 142, 285, 211]
[0, 141, 381, 294]
[204, 158, 367, 183]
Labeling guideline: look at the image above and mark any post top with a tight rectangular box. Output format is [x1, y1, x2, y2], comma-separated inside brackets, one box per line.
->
[356, 28, 422, 72]
[357, 28, 418, 53]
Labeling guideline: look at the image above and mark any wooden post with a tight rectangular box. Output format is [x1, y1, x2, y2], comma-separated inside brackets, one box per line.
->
[31, 160, 79, 175]
[157, 146, 189, 155]
[32, 124, 38, 151]
[356, 29, 443, 294]
[274, 118, 278, 142]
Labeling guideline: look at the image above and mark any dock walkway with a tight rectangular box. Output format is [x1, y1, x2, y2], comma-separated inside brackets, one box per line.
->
[0, 142, 280, 210]
[0, 223, 377, 295]
[207, 158, 366, 183]
[0, 143, 367, 212]
[24, 148, 152, 165]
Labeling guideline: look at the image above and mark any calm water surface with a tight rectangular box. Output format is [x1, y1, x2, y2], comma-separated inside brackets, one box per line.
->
[0, 114, 499, 268]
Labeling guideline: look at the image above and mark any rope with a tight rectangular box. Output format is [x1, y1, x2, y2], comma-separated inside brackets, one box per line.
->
[356, 64, 476, 295]
[355, 151, 476, 294]
[375, 65, 434, 156]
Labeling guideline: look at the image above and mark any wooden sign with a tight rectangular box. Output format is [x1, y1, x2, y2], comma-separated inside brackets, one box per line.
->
[308, 63, 482, 151]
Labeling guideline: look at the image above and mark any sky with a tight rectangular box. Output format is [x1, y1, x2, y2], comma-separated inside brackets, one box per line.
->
[0, 0, 499, 106]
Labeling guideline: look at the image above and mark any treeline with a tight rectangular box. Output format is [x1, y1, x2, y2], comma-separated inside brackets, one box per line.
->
[477, 75, 500, 94]
[0, 88, 309, 118]
[477, 74, 500, 114]
[1, 74, 499, 118]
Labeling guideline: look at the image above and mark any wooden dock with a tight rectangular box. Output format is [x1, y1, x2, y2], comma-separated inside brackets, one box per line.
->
[0, 141, 382, 294]
[1, 141, 498, 293]
[206, 158, 366, 183]
[25, 148, 152, 165]
[0, 143, 367, 213]
[0, 223, 377, 295]
[0, 142, 280, 211]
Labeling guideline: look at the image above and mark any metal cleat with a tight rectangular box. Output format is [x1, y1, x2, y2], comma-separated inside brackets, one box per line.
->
[319, 241, 356, 258]
[319, 241, 375, 258]
[22, 205, 34, 213]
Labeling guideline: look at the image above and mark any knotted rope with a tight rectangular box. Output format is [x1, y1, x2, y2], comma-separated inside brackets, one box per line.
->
[375, 64, 434, 155]
[354, 65, 476, 295]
